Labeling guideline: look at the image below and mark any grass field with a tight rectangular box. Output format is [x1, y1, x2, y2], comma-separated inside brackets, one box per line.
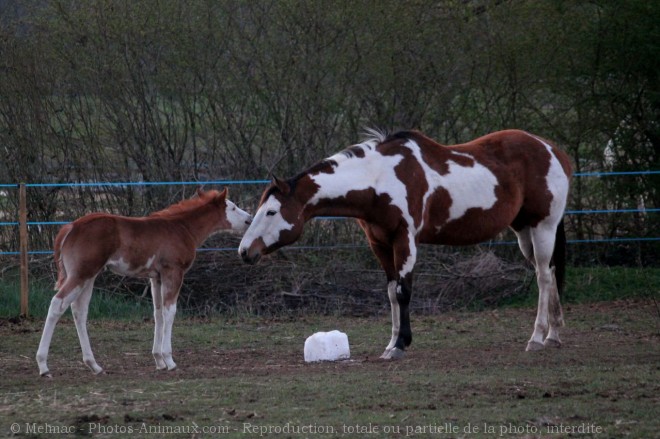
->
[1, 299, 658, 438]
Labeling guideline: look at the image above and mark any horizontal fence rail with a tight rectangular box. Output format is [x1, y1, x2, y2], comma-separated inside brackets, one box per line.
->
[1, 171, 658, 256]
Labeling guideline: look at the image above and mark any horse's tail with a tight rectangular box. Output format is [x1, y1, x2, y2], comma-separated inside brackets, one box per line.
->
[552, 219, 567, 296]
[53, 223, 73, 291]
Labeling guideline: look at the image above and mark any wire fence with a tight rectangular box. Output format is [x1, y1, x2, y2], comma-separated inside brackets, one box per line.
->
[1, 171, 658, 256]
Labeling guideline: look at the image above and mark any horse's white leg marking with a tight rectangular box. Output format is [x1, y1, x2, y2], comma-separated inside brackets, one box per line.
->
[544, 264, 563, 348]
[526, 224, 558, 351]
[382, 233, 417, 360]
[36, 282, 86, 376]
[70, 278, 103, 374]
[160, 303, 177, 370]
[381, 280, 400, 359]
[150, 278, 167, 370]
[513, 227, 535, 267]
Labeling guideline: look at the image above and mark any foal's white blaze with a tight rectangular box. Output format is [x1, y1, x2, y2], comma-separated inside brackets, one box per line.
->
[225, 200, 252, 232]
[240, 197, 293, 249]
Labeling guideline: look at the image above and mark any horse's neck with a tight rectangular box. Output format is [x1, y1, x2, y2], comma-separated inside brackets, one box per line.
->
[301, 158, 381, 220]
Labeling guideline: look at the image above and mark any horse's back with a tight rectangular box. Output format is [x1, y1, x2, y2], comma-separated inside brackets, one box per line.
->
[412, 129, 571, 244]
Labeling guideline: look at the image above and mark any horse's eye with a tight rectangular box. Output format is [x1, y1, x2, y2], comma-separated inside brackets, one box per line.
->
[266, 210, 277, 216]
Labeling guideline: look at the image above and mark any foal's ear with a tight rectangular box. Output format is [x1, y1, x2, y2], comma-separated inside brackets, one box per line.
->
[271, 175, 290, 195]
[218, 187, 228, 200]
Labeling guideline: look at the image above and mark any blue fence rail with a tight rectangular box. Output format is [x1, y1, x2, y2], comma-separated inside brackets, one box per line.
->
[1, 171, 658, 256]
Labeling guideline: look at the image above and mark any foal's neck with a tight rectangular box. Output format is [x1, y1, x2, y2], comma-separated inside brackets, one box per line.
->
[168, 203, 221, 246]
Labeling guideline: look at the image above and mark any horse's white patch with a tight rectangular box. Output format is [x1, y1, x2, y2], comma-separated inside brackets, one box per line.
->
[241, 197, 294, 249]
[531, 135, 570, 222]
[309, 140, 416, 232]
[399, 231, 417, 278]
[401, 140, 498, 231]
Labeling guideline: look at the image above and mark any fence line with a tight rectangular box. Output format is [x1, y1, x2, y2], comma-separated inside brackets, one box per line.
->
[0, 206, 658, 229]
[0, 170, 658, 189]
[1, 171, 658, 257]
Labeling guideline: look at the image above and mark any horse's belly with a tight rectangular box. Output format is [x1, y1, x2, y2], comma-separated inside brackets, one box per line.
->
[420, 209, 512, 246]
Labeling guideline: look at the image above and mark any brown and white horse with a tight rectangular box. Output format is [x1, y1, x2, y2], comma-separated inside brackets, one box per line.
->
[37, 188, 252, 376]
[239, 130, 572, 359]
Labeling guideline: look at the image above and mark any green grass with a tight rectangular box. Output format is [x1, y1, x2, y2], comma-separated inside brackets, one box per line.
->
[500, 266, 660, 308]
[0, 279, 152, 320]
[1, 266, 658, 319]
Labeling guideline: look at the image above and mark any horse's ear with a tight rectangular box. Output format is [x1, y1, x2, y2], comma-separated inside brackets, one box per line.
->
[218, 187, 228, 200]
[271, 175, 290, 195]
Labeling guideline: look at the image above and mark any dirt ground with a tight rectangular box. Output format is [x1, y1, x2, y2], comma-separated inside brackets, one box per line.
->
[1, 300, 658, 438]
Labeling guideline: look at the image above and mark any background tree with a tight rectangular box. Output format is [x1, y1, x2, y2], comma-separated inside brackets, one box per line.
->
[0, 0, 657, 267]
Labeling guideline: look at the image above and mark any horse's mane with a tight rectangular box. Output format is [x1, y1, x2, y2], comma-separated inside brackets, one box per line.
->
[150, 189, 220, 217]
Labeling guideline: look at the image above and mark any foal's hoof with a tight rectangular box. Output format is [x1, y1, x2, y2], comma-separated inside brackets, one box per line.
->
[525, 341, 545, 352]
[40, 371, 53, 379]
[380, 348, 405, 360]
[543, 338, 562, 349]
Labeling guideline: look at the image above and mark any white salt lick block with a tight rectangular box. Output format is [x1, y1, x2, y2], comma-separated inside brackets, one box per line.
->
[304, 330, 350, 362]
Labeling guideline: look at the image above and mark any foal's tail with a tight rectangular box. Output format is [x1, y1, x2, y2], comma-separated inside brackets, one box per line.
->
[552, 219, 567, 296]
[53, 223, 73, 291]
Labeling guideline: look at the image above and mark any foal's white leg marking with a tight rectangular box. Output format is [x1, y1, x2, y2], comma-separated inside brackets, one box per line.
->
[36, 283, 86, 376]
[526, 224, 557, 351]
[150, 278, 167, 370]
[381, 280, 400, 359]
[70, 279, 103, 374]
[160, 304, 177, 370]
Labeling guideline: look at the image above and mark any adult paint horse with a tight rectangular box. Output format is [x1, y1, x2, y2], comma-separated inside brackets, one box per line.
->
[37, 188, 252, 376]
[239, 129, 572, 359]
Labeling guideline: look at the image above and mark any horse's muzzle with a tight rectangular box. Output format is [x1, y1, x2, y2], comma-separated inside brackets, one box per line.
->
[239, 248, 261, 265]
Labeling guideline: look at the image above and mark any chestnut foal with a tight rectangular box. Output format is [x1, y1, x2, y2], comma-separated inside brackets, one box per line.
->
[37, 188, 252, 376]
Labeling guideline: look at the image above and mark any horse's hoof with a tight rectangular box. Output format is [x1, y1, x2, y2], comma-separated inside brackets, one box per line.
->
[526, 341, 545, 352]
[380, 347, 405, 360]
[40, 372, 52, 379]
[544, 338, 562, 348]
